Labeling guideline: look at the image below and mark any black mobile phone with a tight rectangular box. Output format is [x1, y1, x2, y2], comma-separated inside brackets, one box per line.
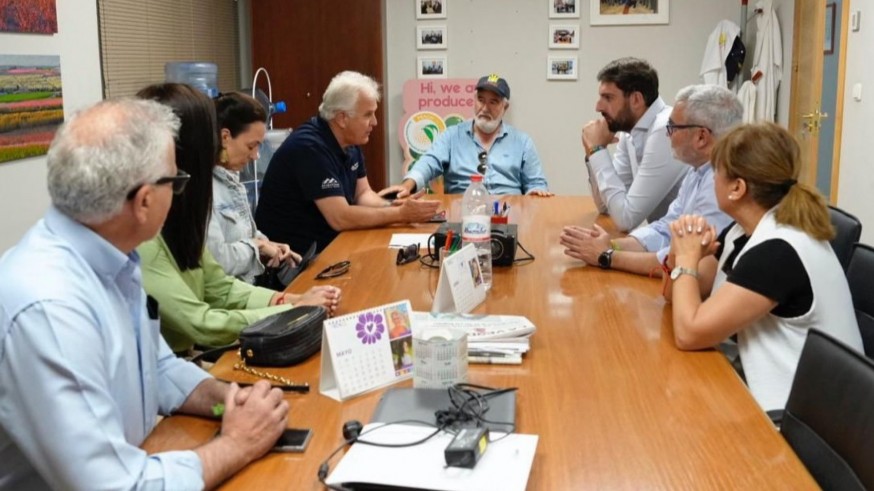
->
[272, 428, 313, 452]
[382, 190, 400, 201]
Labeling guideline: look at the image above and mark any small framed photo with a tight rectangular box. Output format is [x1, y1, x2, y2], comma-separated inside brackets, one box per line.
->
[416, 0, 446, 20]
[417, 55, 447, 79]
[549, 0, 579, 19]
[590, 0, 670, 26]
[417, 25, 447, 50]
[548, 24, 579, 49]
[547, 56, 578, 80]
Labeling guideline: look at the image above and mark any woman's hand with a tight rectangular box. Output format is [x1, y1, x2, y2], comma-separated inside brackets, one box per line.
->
[669, 214, 719, 265]
[257, 239, 297, 268]
[277, 286, 341, 316]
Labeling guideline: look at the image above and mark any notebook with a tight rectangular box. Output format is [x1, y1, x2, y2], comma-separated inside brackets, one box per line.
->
[370, 387, 516, 432]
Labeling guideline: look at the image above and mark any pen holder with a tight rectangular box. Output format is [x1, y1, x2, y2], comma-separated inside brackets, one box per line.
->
[490, 216, 508, 225]
[438, 246, 454, 266]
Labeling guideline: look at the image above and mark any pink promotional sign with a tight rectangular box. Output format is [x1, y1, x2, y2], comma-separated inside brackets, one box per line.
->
[398, 78, 477, 178]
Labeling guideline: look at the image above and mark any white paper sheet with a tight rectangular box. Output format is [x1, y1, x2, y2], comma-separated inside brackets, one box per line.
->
[388, 233, 433, 248]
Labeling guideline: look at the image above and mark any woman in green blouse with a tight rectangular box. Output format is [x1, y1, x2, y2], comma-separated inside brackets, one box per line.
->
[136, 83, 341, 353]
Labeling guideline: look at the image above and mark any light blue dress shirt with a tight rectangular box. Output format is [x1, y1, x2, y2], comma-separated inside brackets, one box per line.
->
[0, 207, 211, 491]
[404, 120, 549, 195]
[628, 162, 732, 263]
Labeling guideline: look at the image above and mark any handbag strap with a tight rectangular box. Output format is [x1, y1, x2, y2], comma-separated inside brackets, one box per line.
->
[233, 359, 309, 392]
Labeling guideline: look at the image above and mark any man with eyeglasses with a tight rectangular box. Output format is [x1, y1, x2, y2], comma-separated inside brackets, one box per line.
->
[0, 100, 289, 490]
[379, 74, 553, 197]
[561, 85, 741, 276]
[581, 58, 688, 232]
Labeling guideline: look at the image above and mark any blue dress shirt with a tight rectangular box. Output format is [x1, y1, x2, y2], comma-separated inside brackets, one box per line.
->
[0, 207, 211, 490]
[404, 120, 549, 195]
[628, 162, 732, 263]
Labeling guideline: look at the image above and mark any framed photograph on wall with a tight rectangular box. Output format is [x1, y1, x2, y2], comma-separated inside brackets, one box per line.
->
[417, 25, 448, 50]
[549, 0, 579, 18]
[590, 0, 670, 26]
[416, 0, 446, 20]
[417, 55, 447, 79]
[547, 55, 578, 80]
[548, 24, 579, 49]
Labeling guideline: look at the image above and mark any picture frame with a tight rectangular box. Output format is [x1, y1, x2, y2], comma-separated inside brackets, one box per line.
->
[824, 2, 836, 55]
[549, 0, 579, 19]
[417, 55, 447, 79]
[548, 24, 579, 49]
[590, 0, 670, 26]
[417, 25, 448, 50]
[416, 0, 446, 20]
[547, 56, 578, 80]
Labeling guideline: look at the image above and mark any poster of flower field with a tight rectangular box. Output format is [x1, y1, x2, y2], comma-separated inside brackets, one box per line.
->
[0, 55, 63, 165]
[0, 0, 57, 34]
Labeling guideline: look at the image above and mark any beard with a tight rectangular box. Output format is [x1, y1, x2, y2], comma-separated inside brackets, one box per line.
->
[603, 104, 636, 133]
[474, 115, 501, 134]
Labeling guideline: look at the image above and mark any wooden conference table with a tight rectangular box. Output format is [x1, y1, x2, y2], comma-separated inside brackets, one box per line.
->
[143, 195, 816, 490]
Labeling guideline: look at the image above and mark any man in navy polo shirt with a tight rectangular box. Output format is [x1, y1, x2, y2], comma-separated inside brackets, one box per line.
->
[256, 71, 440, 253]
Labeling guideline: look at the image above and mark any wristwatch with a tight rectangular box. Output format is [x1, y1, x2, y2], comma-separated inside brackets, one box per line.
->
[670, 267, 699, 280]
[598, 248, 614, 269]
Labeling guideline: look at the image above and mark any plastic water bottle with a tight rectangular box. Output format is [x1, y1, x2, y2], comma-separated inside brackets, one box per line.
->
[461, 174, 493, 290]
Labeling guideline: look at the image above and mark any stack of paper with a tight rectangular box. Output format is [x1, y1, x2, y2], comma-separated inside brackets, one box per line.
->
[411, 312, 535, 364]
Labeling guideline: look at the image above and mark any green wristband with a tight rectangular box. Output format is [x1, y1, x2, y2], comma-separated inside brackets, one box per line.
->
[211, 402, 225, 418]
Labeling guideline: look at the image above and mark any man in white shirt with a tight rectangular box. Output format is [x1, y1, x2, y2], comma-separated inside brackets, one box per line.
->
[581, 57, 688, 231]
[562, 84, 742, 276]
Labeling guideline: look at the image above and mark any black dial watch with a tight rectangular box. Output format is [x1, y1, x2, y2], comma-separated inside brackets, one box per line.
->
[598, 248, 614, 269]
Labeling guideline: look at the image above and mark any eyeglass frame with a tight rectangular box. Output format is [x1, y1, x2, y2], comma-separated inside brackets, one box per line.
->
[396, 244, 420, 265]
[315, 260, 351, 279]
[476, 151, 488, 175]
[126, 169, 191, 200]
[665, 120, 711, 137]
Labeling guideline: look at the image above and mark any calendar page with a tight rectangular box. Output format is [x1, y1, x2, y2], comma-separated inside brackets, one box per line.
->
[320, 300, 415, 401]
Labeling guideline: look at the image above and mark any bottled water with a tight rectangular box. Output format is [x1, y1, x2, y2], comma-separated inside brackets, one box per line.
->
[461, 174, 493, 290]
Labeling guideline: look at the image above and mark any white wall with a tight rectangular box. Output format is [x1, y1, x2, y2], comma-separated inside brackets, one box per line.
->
[386, 0, 742, 195]
[0, 0, 103, 253]
[837, 0, 874, 243]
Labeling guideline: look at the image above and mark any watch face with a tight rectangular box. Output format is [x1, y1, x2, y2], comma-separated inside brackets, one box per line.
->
[670, 268, 681, 280]
[598, 249, 612, 269]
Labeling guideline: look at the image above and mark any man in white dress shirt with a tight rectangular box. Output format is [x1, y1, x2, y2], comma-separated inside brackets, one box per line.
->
[581, 57, 688, 232]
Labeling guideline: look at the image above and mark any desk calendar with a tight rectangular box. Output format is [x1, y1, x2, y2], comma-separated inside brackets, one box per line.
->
[320, 300, 416, 401]
[431, 243, 486, 314]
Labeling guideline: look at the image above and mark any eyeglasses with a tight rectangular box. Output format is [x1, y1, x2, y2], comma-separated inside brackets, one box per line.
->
[477, 151, 488, 175]
[665, 121, 711, 137]
[126, 169, 191, 200]
[396, 244, 420, 265]
[316, 260, 351, 279]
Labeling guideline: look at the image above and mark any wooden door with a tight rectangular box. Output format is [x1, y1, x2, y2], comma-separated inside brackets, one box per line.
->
[250, 0, 387, 188]
[788, 0, 826, 187]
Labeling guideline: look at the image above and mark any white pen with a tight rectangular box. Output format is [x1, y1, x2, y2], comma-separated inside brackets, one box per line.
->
[468, 356, 523, 365]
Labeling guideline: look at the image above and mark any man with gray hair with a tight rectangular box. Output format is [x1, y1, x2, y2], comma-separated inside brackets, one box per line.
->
[256, 70, 440, 253]
[0, 99, 288, 489]
[561, 84, 742, 276]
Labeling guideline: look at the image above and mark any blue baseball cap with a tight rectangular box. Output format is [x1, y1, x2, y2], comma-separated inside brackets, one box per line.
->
[476, 74, 510, 100]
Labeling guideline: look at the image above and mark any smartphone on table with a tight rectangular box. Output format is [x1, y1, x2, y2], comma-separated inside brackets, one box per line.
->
[272, 428, 313, 452]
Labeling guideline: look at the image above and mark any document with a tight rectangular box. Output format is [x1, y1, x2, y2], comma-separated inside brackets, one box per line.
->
[326, 423, 538, 491]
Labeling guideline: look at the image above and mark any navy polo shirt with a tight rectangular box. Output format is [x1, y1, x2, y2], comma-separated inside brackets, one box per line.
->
[255, 116, 367, 253]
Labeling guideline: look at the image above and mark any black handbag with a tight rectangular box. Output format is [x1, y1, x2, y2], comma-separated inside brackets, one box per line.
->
[239, 305, 327, 367]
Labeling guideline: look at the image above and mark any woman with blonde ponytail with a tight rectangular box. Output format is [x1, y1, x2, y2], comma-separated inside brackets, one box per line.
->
[664, 123, 863, 412]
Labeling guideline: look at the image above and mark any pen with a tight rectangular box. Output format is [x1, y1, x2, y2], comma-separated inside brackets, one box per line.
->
[468, 356, 523, 365]
[444, 230, 453, 251]
[493, 200, 500, 216]
[502, 202, 509, 216]
[217, 379, 310, 393]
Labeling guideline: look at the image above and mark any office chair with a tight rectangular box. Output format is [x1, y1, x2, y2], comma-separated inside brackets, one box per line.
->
[846, 243, 874, 358]
[828, 206, 862, 272]
[781, 329, 874, 490]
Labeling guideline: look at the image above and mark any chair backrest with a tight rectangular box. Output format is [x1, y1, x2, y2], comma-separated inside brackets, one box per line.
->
[781, 329, 874, 490]
[847, 243, 874, 358]
[829, 206, 862, 271]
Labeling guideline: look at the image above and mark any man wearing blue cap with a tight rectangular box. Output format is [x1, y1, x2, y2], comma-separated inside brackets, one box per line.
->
[380, 74, 553, 197]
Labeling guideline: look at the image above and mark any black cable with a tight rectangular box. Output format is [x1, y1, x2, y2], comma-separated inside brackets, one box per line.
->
[513, 241, 535, 264]
[189, 342, 239, 365]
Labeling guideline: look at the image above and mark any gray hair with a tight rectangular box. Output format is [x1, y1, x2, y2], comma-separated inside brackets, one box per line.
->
[318, 71, 381, 120]
[47, 99, 180, 224]
[675, 84, 743, 137]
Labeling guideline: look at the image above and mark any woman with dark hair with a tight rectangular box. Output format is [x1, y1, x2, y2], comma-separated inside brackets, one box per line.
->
[136, 83, 341, 354]
[664, 123, 862, 412]
[208, 92, 300, 283]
